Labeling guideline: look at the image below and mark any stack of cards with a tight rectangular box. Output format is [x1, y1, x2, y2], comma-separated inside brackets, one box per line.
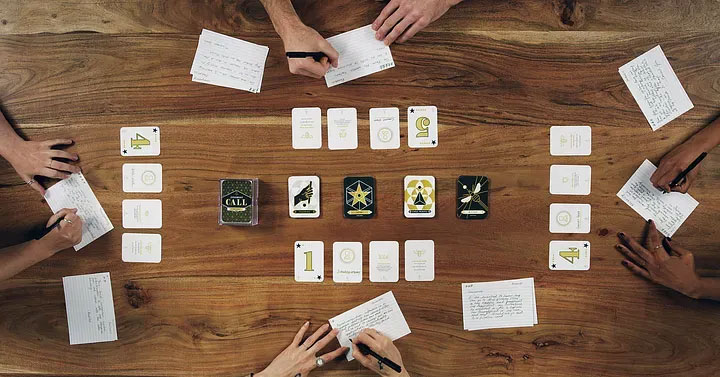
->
[462, 278, 537, 331]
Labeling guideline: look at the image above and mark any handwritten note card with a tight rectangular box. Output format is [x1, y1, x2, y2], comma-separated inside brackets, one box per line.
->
[619, 45, 693, 131]
[329, 291, 411, 361]
[324, 25, 395, 87]
[63, 272, 118, 345]
[44, 173, 113, 251]
[462, 278, 537, 331]
[617, 159, 699, 237]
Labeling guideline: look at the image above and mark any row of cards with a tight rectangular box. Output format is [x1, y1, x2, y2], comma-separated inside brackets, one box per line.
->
[292, 106, 438, 150]
[294, 240, 435, 283]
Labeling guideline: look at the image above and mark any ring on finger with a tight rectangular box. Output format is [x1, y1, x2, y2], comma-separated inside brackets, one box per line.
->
[26, 179, 35, 185]
[63, 218, 73, 224]
[315, 357, 325, 367]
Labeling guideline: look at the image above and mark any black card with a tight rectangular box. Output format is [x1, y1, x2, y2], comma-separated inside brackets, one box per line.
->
[343, 177, 376, 219]
[457, 176, 490, 219]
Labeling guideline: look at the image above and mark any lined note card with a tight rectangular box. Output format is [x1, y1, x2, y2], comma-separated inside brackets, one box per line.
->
[44, 173, 113, 251]
[462, 278, 537, 331]
[324, 25, 395, 87]
[329, 291, 411, 361]
[617, 159, 699, 237]
[63, 272, 118, 345]
[619, 45, 694, 131]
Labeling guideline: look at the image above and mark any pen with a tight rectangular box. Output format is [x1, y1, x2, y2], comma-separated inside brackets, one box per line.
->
[354, 341, 402, 373]
[669, 152, 708, 187]
[285, 51, 328, 62]
[34, 218, 63, 240]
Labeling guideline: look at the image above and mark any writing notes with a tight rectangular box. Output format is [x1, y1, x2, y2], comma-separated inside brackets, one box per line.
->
[617, 159, 699, 237]
[44, 173, 113, 251]
[462, 278, 537, 331]
[63, 272, 118, 345]
[329, 291, 411, 361]
[325, 25, 395, 87]
[190, 29, 269, 93]
[619, 45, 693, 131]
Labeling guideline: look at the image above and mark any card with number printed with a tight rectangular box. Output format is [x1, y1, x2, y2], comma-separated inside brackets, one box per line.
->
[408, 106, 438, 148]
[404, 176, 435, 218]
[294, 241, 324, 282]
[120, 127, 160, 156]
[288, 176, 320, 218]
[456, 176, 489, 219]
[344, 177, 375, 219]
[549, 240, 590, 270]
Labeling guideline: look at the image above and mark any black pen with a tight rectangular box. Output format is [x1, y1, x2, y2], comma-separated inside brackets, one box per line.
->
[670, 152, 708, 187]
[354, 341, 402, 373]
[285, 51, 328, 62]
[34, 218, 63, 240]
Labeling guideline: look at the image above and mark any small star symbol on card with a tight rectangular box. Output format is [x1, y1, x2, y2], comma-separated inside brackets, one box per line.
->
[296, 243, 301, 248]
[153, 128, 158, 133]
[552, 264, 556, 269]
[584, 243, 589, 248]
[122, 149, 127, 154]
[410, 108, 414, 113]
[432, 140, 436, 145]
[316, 275, 322, 280]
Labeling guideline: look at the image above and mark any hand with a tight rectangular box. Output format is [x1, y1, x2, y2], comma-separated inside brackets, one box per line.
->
[282, 25, 339, 79]
[351, 329, 409, 377]
[4, 138, 80, 194]
[615, 219, 702, 299]
[257, 322, 348, 377]
[39, 208, 83, 254]
[650, 139, 704, 193]
[372, 0, 459, 45]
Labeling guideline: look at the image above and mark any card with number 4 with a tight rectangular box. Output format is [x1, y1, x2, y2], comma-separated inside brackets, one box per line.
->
[121, 127, 160, 156]
[549, 241, 590, 270]
[294, 241, 324, 282]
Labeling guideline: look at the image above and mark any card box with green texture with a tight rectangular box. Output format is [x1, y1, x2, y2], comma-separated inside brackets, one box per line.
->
[219, 179, 259, 226]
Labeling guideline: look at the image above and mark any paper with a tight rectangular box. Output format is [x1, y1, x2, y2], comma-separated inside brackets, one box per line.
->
[617, 159, 699, 237]
[122, 233, 162, 263]
[62, 272, 118, 345]
[408, 106, 438, 148]
[329, 291, 411, 361]
[619, 45, 694, 131]
[550, 165, 591, 195]
[325, 25, 395, 87]
[44, 173, 113, 251]
[462, 278, 537, 331]
[120, 127, 160, 156]
[549, 126, 591, 156]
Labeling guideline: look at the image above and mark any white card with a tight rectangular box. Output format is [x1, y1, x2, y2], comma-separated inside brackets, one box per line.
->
[369, 241, 399, 282]
[324, 25, 395, 87]
[549, 241, 590, 271]
[288, 176, 320, 218]
[550, 126, 591, 156]
[404, 240, 435, 281]
[333, 242, 362, 283]
[549, 203, 591, 233]
[408, 106, 438, 148]
[292, 107, 322, 149]
[404, 175, 436, 218]
[63, 272, 117, 345]
[327, 108, 358, 150]
[294, 241, 324, 282]
[122, 163, 162, 193]
[120, 127, 160, 156]
[369, 107, 400, 149]
[550, 165, 591, 195]
[122, 199, 162, 229]
[122, 233, 162, 263]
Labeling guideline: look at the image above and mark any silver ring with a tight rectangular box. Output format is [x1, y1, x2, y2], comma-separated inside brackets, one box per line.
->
[26, 179, 35, 185]
[315, 357, 324, 367]
[654, 245, 661, 249]
[63, 218, 73, 224]
[378, 360, 384, 370]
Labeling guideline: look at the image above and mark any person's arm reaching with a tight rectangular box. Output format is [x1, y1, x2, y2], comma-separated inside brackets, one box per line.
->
[372, 0, 462, 45]
[352, 329, 410, 377]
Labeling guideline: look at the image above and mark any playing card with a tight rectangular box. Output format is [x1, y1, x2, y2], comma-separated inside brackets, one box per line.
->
[120, 127, 160, 156]
[294, 241, 324, 282]
[344, 177, 375, 219]
[333, 242, 362, 283]
[122, 163, 162, 193]
[404, 176, 435, 218]
[369, 241, 399, 282]
[288, 176, 320, 218]
[404, 240, 434, 281]
[408, 106, 438, 148]
[122, 199, 162, 229]
[550, 165, 591, 195]
[549, 241, 590, 270]
[292, 107, 322, 149]
[550, 126, 591, 156]
[327, 108, 358, 150]
[122, 233, 162, 263]
[369, 107, 400, 149]
[456, 176, 489, 219]
[549, 203, 591, 233]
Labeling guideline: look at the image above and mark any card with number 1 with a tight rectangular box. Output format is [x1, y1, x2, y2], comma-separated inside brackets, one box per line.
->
[294, 241, 324, 282]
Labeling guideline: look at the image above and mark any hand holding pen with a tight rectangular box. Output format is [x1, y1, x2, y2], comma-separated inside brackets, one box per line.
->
[351, 329, 410, 377]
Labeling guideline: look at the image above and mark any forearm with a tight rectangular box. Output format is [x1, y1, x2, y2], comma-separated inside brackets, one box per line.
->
[0, 239, 56, 282]
[688, 115, 720, 152]
[694, 278, 720, 301]
[0, 109, 23, 160]
[259, 0, 305, 39]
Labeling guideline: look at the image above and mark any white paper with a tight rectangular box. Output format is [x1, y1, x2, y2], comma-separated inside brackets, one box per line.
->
[44, 173, 113, 251]
[62, 272, 118, 345]
[325, 25, 395, 87]
[122, 233, 162, 263]
[462, 278, 537, 331]
[617, 159, 699, 237]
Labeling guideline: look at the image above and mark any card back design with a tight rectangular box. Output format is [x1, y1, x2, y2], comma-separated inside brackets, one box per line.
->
[344, 177, 375, 219]
[456, 176, 489, 219]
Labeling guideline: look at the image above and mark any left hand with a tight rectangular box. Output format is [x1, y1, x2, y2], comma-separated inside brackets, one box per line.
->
[5, 138, 80, 194]
[372, 0, 460, 45]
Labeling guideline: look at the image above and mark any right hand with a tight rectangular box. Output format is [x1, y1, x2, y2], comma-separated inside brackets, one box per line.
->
[282, 25, 339, 79]
[650, 139, 704, 193]
[352, 329, 410, 377]
[40, 208, 83, 254]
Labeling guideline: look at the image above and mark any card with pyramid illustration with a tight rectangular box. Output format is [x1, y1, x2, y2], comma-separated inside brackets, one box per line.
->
[404, 175, 436, 218]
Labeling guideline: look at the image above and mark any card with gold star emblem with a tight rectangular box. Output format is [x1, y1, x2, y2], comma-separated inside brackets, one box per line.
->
[344, 177, 375, 219]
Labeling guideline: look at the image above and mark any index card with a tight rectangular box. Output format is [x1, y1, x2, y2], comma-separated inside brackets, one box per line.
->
[324, 25, 395, 87]
[63, 272, 118, 345]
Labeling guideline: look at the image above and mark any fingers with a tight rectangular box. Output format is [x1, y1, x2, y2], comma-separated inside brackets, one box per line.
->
[383, 17, 413, 45]
[43, 139, 73, 148]
[645, 220, 666, 260]
[617, 232, 654, 266]
[363, 328, 384, 341]
[351, 338, 378, 370]
[49, 149, 79, 161]
[49, 160, 81, 174]
[672, 179, 690, 194]
[622, 259, 651, 280]
[291, 321, 310, 347]
[376, 6, 405, 42]
[289, 60, 328, 79]
[28, 179, 45, 195]
[354, 331, 383, 351]
[397, 21, 426, 43]
[46, 208, 77, 227]
[310, 327, 339, 354]
[302, 323, 329, 349]
[318, 346, 348, 363]
[40, 168, 71, 180]
[615, 244, 647, 268]
[318, 40, 339, 68]
[373, 0, 400, 32]
[664, 238, 690, 257]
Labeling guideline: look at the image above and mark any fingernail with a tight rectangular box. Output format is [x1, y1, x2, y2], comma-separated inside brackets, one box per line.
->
[304, 321, 309, 327]
[667, 237, 672, 241]
[621, 260, 628, 266]
[647, 219, 652, 224]
[618, 232, 625, 238]
[615, 245, 622, 250]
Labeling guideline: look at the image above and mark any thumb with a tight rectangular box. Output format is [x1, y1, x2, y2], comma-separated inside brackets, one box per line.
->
[319, 40, 339, 68]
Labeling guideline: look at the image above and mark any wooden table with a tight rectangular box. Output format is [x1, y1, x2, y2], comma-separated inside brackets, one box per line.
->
[1, 1, 719, 376]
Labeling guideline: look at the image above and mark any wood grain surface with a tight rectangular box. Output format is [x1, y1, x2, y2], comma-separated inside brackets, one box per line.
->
[1, 1, 719, 376]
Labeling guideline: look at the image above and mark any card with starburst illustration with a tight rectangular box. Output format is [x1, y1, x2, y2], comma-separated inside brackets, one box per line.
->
[457, 176, 489, 219]
[344, 177, 375, 219]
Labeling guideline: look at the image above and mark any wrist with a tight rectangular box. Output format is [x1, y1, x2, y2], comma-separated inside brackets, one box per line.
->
[33, 237, 61, 258]
[686, 278, 706, 299]
[0, 134, 24, 162]
[274, 15, 305, 41]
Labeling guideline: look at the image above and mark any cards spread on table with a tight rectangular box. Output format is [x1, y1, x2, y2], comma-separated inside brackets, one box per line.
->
[324, 25, 395, 87]
[120, 126, 160, 156]
[369, 107, 400, 149]
[122, 163, 162, 193]
[327, 108, 358, 150]
[456, 175, 490, 219]
[122, 233, 162, 263]
[62, 272, 117, 345]
[329, 291, 411, 361]
[404, 176, 436, 218]
[549, 126, 591, 156]
[344, 176, 375, 219]
[617, 159, 699, 237]
[369, 241, 399, 282]
[549, 203, 591, 233]
[549, 241, 590, 270]
[549, 165, 591, 195]
[292, 107, 322, 149]
[190, 29, 268, 93]
[333, 242, 362, 283]
[408, 106, 438, 148]
[44, 173, 113, 251]
[404, 240, 435, 281]
[288, 176, 320, 218]
[122, 199, 162, 229]
[619, 45, 694, 131]
[294, 241, 324, 282]
[462, 278, 537, 331]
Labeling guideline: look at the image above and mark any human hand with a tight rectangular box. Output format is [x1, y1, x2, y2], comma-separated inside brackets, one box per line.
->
[282, 25, 339, 79]
[615, 219, 702, 299]
[650, 139, 705, 193]
[39, 208, 83, 254]
[351, 329, 409, 377]
[5, 138, 80, 194]
[372, 0, 460, 45]
[256, 322, 348, 377]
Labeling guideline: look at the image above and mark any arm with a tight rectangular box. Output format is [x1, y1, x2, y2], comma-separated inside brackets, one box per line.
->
[352, 329, 410, 377]
[372, 0, 462, 45]
[695, 278, 720, 301]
